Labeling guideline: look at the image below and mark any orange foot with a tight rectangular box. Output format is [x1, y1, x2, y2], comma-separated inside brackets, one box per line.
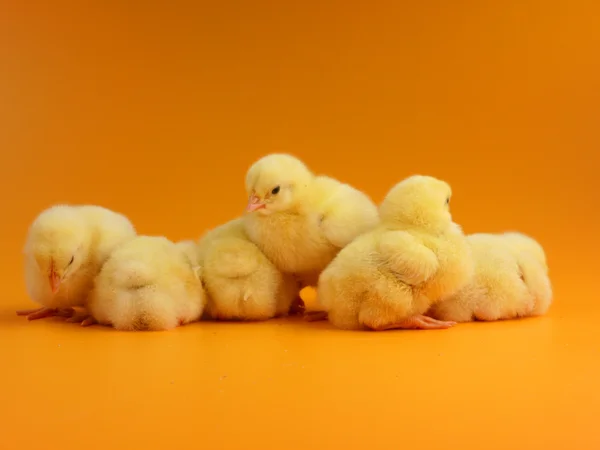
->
[65, 312, 97, 327]
[16, 306, 75, 321]
[304, 311, 328, 322]
[373, 315, 456, 331]
[289, 297, 306, 315]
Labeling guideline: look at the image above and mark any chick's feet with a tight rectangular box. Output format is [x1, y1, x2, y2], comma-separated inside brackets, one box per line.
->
[16, 307, 76, 321]
[304, 311, 328, 322]
[374, 315, 456, 331]
[65, 311, 97, 327]
[289, 297, 306, 315]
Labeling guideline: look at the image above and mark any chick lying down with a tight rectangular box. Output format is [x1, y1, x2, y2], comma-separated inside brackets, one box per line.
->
[317, 175, 474, 331]
[428, 232, 552, 322]
[87, 236, 206, 331]
[19, 204, 136, 321]
[198, 218, 298, 321]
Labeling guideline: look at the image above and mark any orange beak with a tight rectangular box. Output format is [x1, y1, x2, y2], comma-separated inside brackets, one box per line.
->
[246, 194, 266, 212]
[49, 269, 60, 294]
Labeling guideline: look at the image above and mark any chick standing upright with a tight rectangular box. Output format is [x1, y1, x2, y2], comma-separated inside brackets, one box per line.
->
[20, 205, 136, 321]
[196, 218, 298, 321]
[428, 232, 552, 322]
[317, 175, 474, 330]
[87, 236, 206, 331]
[242, 154, 379, 301]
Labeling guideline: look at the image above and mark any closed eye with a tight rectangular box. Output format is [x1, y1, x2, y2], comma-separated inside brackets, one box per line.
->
[68, 256, 74, 266]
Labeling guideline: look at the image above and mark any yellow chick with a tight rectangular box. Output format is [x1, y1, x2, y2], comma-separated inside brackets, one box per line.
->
[317, 175, 473, 331]
[197, 218, 298, 321]
[428, 232, 552, 322]
[243, 154, 379, 294]
[86, 236, 206, 331]
[19, 205, 136, 321]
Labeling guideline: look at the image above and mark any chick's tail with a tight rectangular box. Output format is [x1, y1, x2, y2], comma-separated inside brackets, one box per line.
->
[518, 256, 553, 316]
[101, 262, 179, 331]
[108, 288, 178, 331]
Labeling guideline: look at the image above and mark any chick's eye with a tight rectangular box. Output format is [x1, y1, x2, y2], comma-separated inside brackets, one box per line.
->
[271, 186, 280, 195]
[68, 256, 74, 266]
[446, 197, 450, 205]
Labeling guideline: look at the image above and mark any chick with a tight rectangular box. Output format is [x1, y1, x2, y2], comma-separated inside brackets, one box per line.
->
[428, 232, 552, 322]
[317, 175, 473, 331]
[243, 154, 379, 295]
[197, 218, 298, 321]
[19, 205, 136, 321]
[87, 236, 206, 331]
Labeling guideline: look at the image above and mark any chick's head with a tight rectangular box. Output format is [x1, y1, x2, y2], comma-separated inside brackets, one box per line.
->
[244, 154, 313, 215]
[379, 175, 453, 231]
[25, 206, 92, 294]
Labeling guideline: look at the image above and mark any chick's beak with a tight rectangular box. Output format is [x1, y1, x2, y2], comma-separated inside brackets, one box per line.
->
[49, 270, 61, 294]
[246, 194, 266, 212]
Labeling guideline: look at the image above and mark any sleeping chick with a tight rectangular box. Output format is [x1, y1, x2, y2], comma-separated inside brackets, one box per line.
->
[428, 232, 552, 322]
[19, 205, 136, 321]
[243, 154, 379, 294]
[197, 218, 298, 321]
[86, 236, 206, 331]
[317, 175, 473, 331]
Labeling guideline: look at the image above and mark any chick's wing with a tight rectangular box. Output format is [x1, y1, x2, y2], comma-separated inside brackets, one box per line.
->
[376, 230, 439, 286]
[316, 178, 378, 249]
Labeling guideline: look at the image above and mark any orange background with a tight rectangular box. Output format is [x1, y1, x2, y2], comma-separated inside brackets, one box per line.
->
[1, 1, 599, 449]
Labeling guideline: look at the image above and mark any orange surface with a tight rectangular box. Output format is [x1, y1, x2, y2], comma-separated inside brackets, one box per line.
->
[1, 1, 599, 449]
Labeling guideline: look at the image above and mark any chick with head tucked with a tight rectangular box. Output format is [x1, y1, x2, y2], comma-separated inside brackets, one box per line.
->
[428, 231, 552, 322]
[196, 218, 297, 321]
[243, 154, 379, 313]
[87, 236, 206, 331]
[317, 175, 473, 331]
[19, 205, 136, 321]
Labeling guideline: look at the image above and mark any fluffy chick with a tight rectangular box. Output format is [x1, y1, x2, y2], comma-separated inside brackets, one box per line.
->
[87, 236, 206, 331]
[197, 218, 298, 321]
[428, 232, 552, 322]
[243, 154, 379, 291]
[317, 175, 473, 331]
[20, 205, 136, 321]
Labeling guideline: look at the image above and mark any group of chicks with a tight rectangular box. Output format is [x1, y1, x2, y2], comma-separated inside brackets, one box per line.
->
[18, 154, 552, 332]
